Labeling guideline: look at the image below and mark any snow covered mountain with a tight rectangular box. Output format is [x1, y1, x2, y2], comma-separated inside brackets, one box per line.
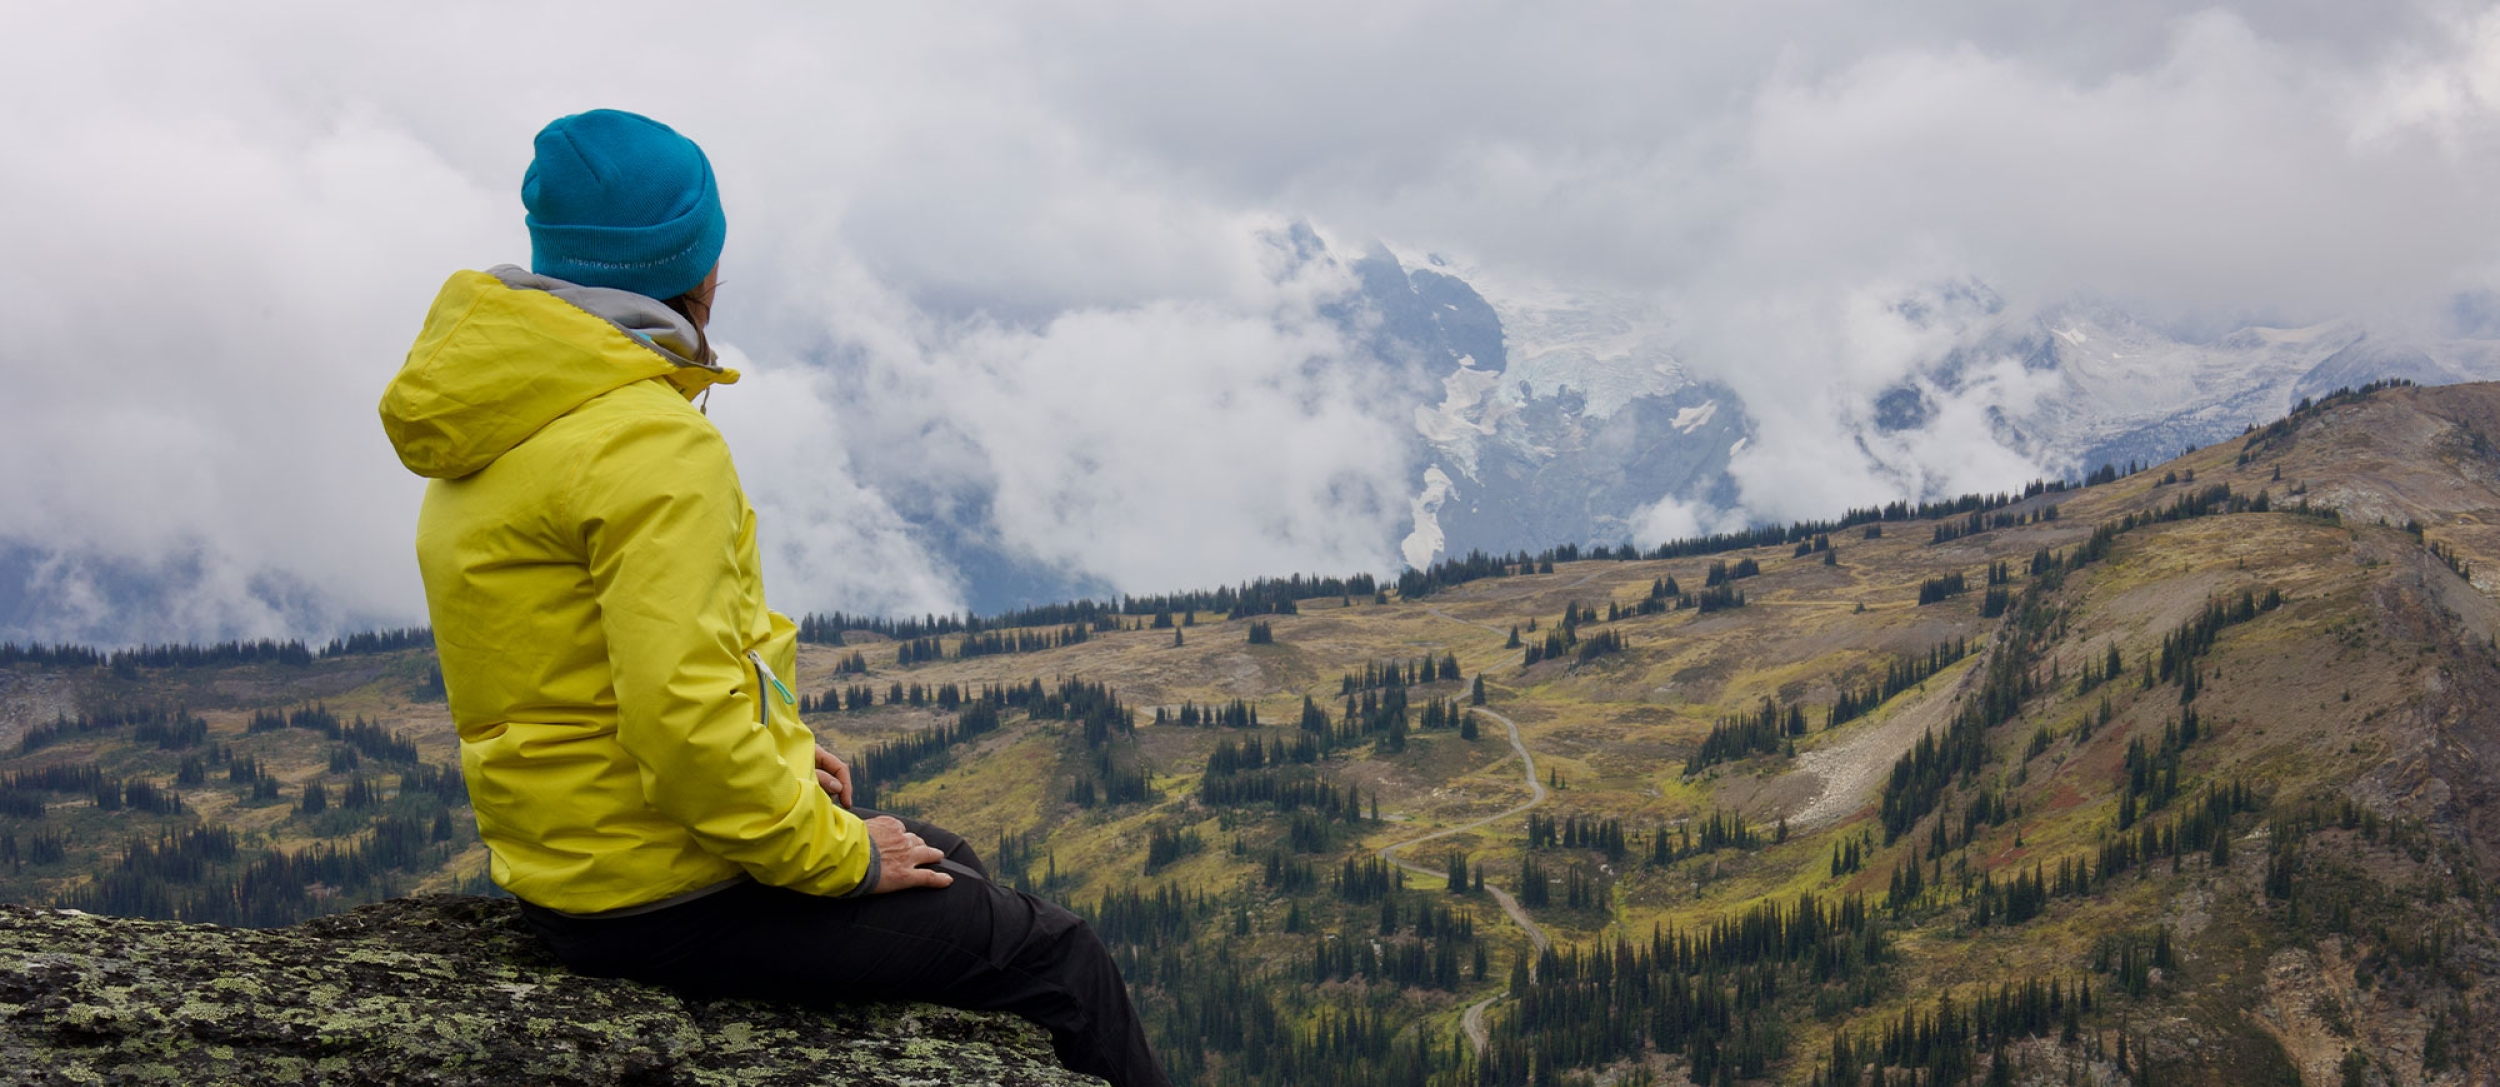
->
[1344, 247, 2500, 567]
[1955, 308, 2500, 473]
[1332, 244, 1747, 564]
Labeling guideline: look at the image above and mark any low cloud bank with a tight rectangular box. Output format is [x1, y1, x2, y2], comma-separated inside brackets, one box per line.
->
[8, 4, 2500, 642]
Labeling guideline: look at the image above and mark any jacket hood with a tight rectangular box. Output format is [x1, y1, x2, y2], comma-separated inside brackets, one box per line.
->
[380, 266, 739, 479]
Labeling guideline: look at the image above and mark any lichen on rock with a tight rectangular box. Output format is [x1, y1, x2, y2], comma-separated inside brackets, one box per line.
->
[0, 894, 1102, 1085]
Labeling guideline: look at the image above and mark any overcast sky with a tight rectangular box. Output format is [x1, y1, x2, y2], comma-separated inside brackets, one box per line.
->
[7, 2, 2500, 644]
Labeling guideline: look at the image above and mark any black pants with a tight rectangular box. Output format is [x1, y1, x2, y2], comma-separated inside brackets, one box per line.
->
[518, 811, 1168, 1087]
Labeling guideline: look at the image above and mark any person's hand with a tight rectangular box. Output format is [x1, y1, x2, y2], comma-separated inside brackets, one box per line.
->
[862, 815, 953, 893]
[814, 745, 853, 808]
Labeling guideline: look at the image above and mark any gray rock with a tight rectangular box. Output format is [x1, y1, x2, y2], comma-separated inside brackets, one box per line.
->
[0, 894, 1101, 1086]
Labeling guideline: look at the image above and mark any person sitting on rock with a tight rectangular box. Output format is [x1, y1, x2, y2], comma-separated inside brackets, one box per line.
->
[377, 108, 1168, 1087]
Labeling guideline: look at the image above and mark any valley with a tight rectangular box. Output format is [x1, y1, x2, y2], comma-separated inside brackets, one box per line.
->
[6, 380, 2500, 1085]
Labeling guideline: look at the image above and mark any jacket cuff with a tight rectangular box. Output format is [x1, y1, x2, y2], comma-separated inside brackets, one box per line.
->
[840, 833, 880, 898]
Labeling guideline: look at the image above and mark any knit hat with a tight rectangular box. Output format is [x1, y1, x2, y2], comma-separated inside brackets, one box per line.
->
[522, 110, 725, 301]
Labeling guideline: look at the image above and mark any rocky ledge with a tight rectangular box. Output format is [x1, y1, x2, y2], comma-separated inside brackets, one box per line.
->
[0, 894, 1100, 1085]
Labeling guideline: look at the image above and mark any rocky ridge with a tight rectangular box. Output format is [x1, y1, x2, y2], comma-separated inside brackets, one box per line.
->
[0, 894, 1098, 1086]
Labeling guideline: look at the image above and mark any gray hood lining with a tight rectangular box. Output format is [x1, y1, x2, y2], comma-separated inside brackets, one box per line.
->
[486, 264, 719, 372]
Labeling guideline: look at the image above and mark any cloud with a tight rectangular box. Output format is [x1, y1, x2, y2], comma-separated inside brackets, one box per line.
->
[0, 91, 498, 642]
[1722, 11, 2499, 319]
[7, 3, 2500, 641]
[699, 347, 966, 620]
[2349, 5, 2500, 154]
[1655, 9, 2500, 523]
[1629, 495, 1722, 551]
[787, 239, 1416, 599]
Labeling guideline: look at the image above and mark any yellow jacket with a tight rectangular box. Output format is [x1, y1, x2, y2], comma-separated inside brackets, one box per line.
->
[379, 267, 873, 913]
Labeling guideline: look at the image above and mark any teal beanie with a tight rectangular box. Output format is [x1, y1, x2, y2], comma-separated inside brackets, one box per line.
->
[522, 110, 725, 301]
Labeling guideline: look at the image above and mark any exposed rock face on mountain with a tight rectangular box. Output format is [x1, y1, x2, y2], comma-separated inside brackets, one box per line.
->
[0, 895, 1097, 1086]
[1915, 303, 2500, 479]
[1411, 374, 1746, 563]
[1348, 245, 1748, 563]
[1371, 255, 2500, 567]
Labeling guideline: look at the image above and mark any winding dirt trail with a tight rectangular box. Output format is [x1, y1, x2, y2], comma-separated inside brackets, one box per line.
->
[1376, 684, 1548, 1055]
[1460, 997, 1499, 1062]
[1365, 587, 1600, 1054]
[1381, 571, 1982, 1051]
[1374, 698, 1549, 951]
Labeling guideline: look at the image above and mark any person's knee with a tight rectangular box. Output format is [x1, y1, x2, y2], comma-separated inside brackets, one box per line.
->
[1040, 905, 1118, 970]
[1065, 912, 1102, 945]
[948, 841, 991, 878]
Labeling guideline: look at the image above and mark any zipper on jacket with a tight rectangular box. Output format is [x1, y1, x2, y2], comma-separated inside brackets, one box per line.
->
[748, 650, 796, 725]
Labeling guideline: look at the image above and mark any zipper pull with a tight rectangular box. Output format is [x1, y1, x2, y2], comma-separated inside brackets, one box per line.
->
[748, 650, 798, 706]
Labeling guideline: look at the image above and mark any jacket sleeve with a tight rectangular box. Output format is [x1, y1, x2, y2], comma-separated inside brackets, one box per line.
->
[571, 406, 874, 897]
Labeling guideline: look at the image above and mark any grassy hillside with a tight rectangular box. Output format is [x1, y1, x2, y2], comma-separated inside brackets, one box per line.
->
[7, 379, 2500, 1085]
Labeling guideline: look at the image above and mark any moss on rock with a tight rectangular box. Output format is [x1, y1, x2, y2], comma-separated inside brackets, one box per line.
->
[0, 895, 1101, 1086]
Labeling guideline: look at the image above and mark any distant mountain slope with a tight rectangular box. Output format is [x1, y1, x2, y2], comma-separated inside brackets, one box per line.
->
[1345, 245, 1747, 562]
[1926, 306, 2500, 476]
[1353, 249, 2500, 566]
